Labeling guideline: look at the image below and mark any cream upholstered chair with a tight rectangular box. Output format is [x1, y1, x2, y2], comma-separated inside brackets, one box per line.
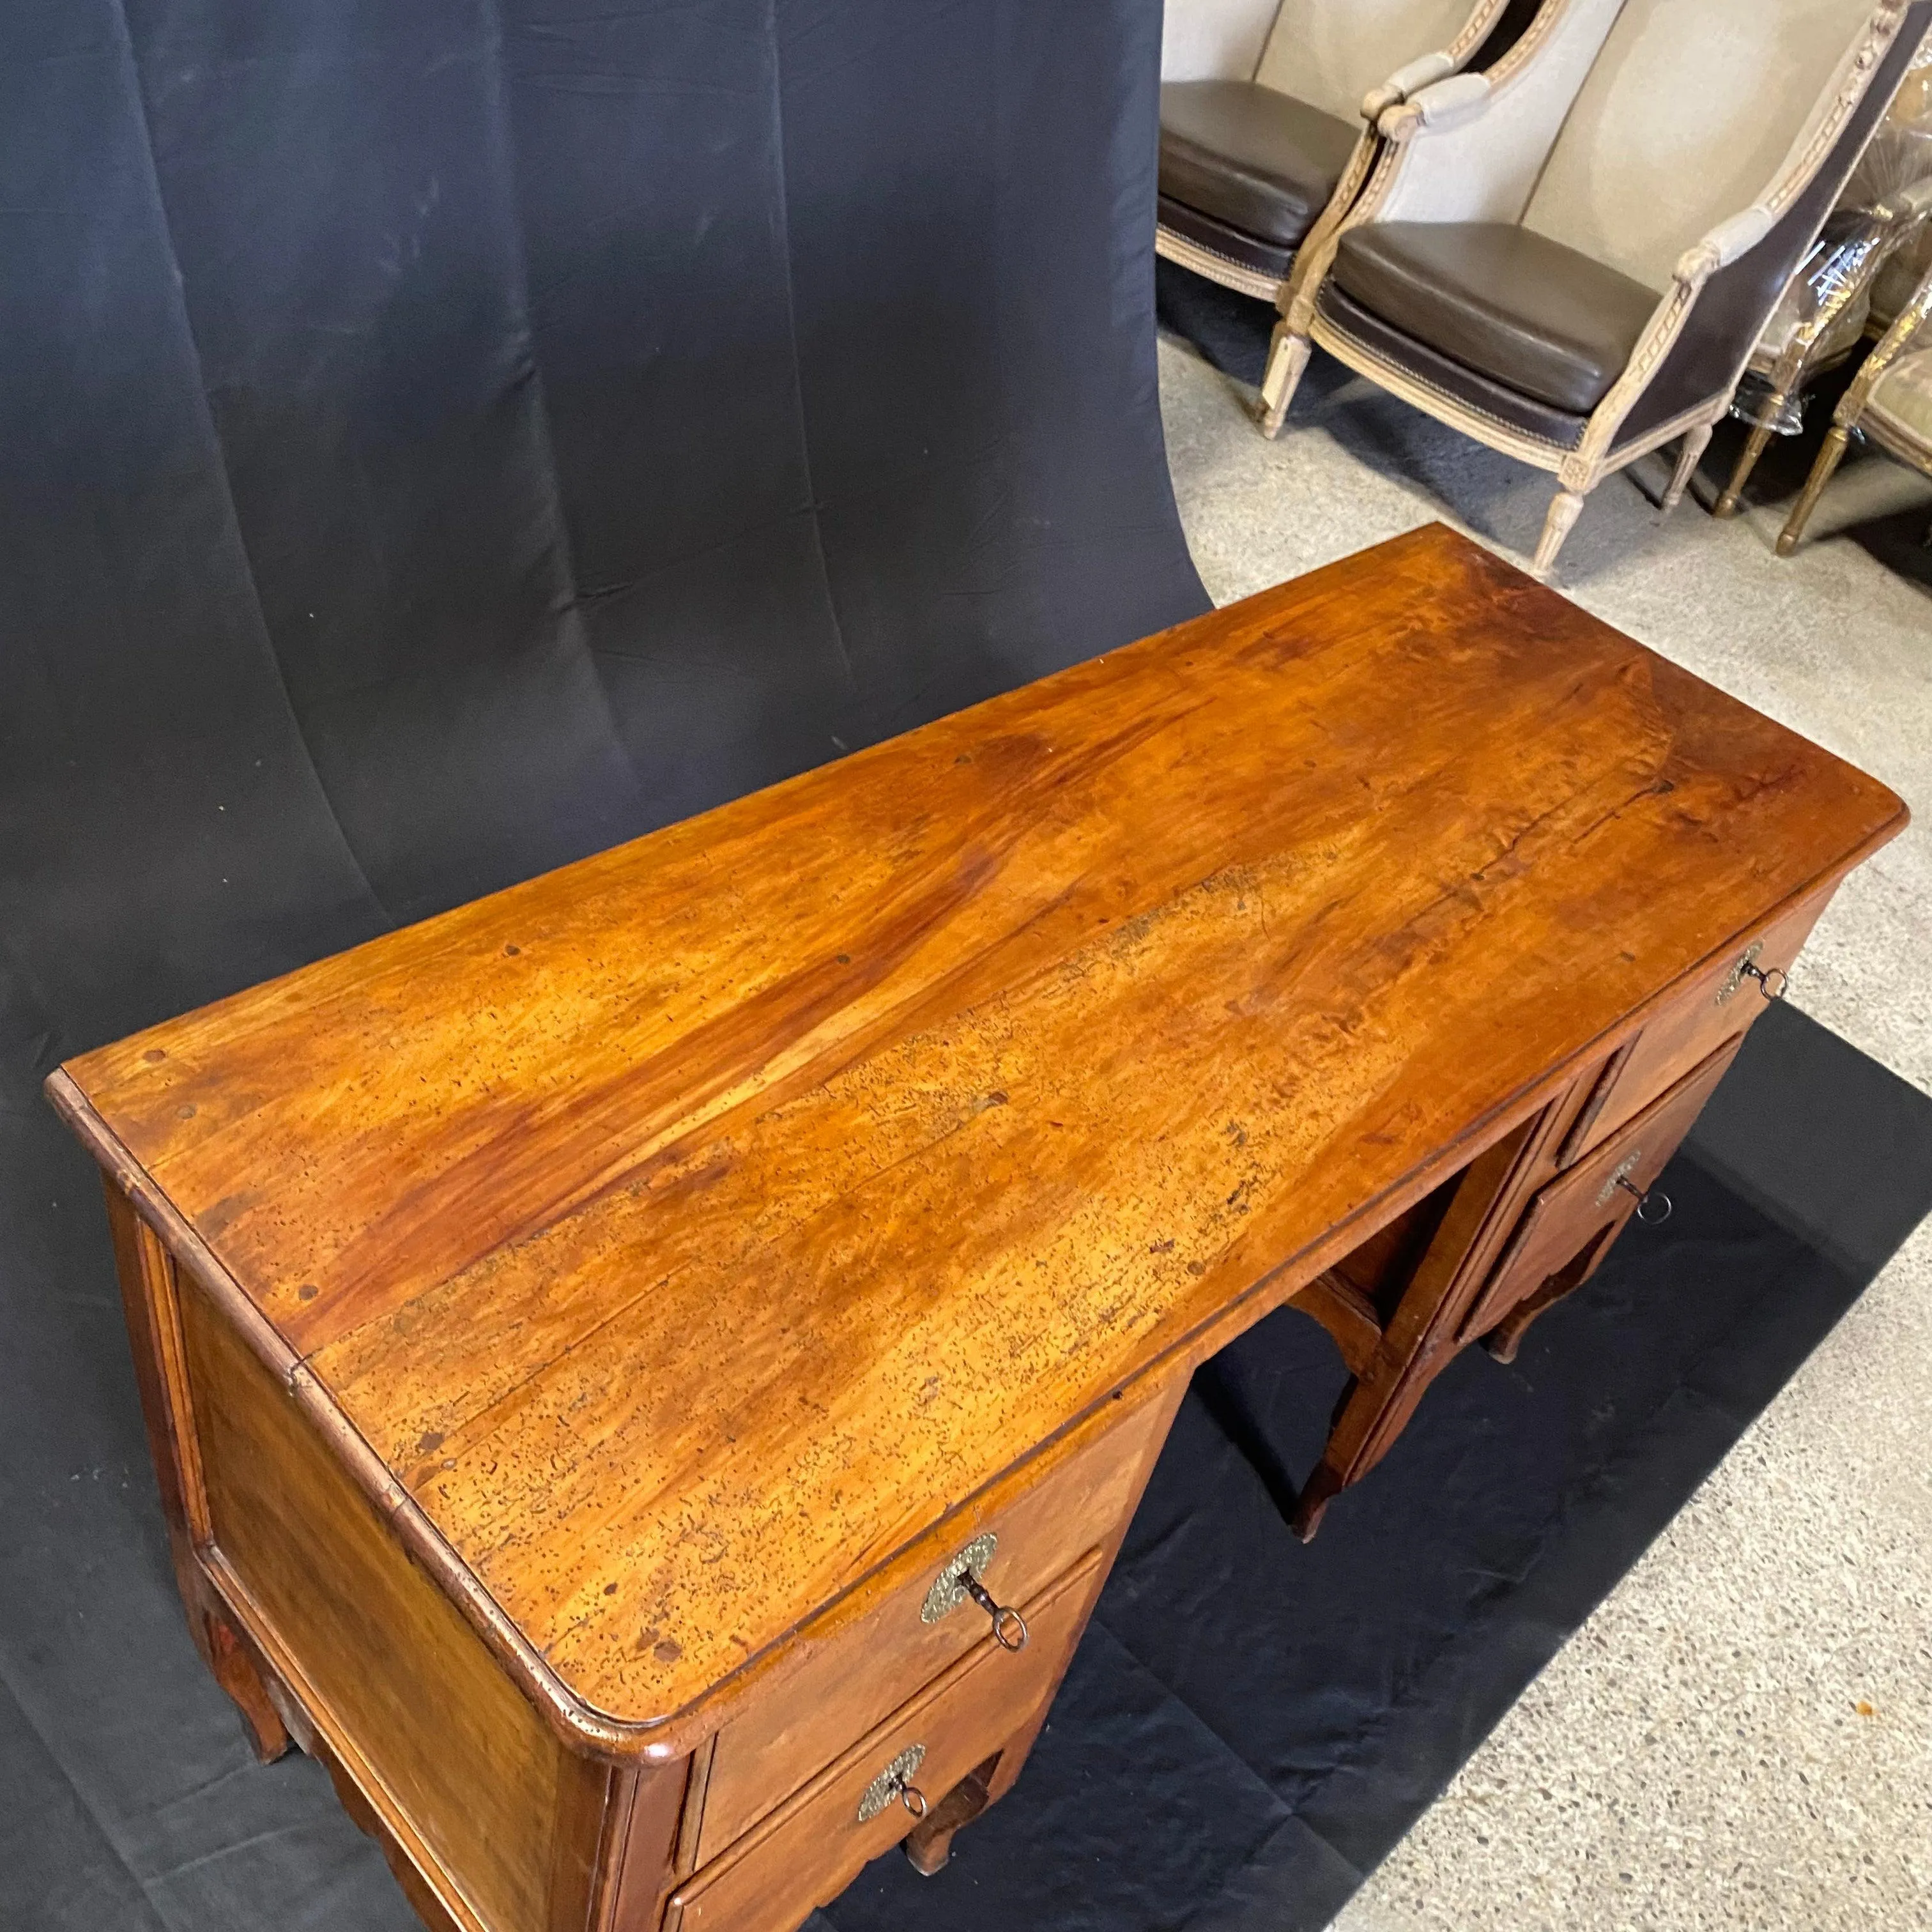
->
[1260, 0, 1932, 579]
[1156, 0, 1535, 307]
[1776, 254, 1932, 549]
[1713, 122, 1932, 515]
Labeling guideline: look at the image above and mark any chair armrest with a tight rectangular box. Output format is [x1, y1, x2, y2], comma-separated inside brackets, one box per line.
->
[1355, 0, 1538, 124]
[1347, 0, 1627, 231]
[1379, 72, 1494, 137]
[1361, 52, 1457, 123]
[1673, 210, 1777, 289]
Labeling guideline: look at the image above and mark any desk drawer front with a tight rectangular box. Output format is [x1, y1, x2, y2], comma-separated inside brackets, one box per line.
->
[1563, 892, 1827, 1167]
[1462, 1038, 1740, 1346]
[696, 1392, 1167, 1864]
[668, 1550, 1105, 1932]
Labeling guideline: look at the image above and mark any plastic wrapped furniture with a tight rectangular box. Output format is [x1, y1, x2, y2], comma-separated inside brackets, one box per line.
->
[1865, 27, 1932, 322]
[1155, 1, 1534, 311]
[1259, 0, 1932, 579]
[1776, 255, 1932, 551]
[1713, 92, 1932, 514]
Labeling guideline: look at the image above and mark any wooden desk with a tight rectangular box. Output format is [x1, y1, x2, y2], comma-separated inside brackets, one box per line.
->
[50, 527, 1903, 1932]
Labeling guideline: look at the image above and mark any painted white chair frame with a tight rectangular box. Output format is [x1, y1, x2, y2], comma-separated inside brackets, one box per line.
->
[1156, 0, 1525, 304]
[1260, 0, 1928, 578]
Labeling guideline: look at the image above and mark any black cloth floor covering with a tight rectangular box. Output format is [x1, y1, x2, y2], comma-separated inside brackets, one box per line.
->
[814, 1000, 1932, 1932]
[6, 6, 1931, 1928]
[7, 1004, 1928, 1932]
[1, 8, 1201, 1922]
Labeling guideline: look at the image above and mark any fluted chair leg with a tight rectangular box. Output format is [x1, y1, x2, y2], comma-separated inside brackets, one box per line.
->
[1258, 322, 1312, 438]
[1662, 423, 1713, 514]
[1775, 425, 1851, 556]
[1531, 487, 1587, 581]
[1714, 403, 1785, 518]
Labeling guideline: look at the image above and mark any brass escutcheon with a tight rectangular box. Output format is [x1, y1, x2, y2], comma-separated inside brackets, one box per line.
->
[1714, 942, 1762, 1006]
[857, 1744, 926, 1823]
[1596, 1151, 1643, 1208]
[922, 1533, 998, 1624]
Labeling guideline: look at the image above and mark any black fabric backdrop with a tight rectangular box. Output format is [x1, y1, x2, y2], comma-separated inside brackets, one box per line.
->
[0, 2, 1206, 1924]
[9, 7, 1932, 1932]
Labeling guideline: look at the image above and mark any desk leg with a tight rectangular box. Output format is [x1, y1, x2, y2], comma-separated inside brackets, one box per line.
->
[1290, 1112, 1554, 1540]
[904, 1752, 1001, 1876]
[1289, 1353, 1454, 1544]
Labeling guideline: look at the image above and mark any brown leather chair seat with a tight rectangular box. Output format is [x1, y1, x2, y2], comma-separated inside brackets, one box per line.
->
[1159, 80, 1361, 254]
[1331, 222, 1661, 414]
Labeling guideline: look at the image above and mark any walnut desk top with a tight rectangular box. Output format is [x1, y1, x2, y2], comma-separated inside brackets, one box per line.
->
[50, 526, 1904, 1784]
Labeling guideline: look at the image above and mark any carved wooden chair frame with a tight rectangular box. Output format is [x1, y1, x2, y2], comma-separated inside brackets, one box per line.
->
[1257, 0, 1923, 578]
[1714, 174, 1932, 518]
[1154, 0, 1522, 307]
[1777, 252, 1932, 553]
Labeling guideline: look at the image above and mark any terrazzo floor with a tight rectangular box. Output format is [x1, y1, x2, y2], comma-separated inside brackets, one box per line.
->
[1154, 328, 1932, 1932]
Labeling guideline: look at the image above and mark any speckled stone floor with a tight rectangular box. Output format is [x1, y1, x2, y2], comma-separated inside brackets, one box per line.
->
[1155, 331, 1932, 1932]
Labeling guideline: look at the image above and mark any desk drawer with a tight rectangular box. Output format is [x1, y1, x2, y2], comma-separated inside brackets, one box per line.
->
[1562, 892, 1826, 1167]
[696, 1390, 1168, 1863]
[1461, 1038, 1741, 1347]
[667, 1549, 1105, 1932]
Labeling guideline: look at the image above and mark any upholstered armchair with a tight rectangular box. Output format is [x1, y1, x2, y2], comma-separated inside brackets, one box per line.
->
[1776, 254, 1932, 551]
[1156, 0, 1534, 308]
[1262, 0, 1932, 579]
[1713, 125, 1932, 516]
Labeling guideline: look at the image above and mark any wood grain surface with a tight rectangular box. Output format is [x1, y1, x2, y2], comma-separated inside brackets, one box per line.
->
[54, 525, 1906, 1744]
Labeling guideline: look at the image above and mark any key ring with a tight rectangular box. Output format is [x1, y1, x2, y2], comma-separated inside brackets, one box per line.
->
[900, 1783, 929, 1819]
[961, 1573, 1029, 1651]
[1615, 1175, 1673, 1225]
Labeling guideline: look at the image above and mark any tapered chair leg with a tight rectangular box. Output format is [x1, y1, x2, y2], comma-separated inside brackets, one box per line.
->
[1775, 425, 1851, 556]
[1662, 423, 1713, 514]
[1257, 322, 1312, 438]
[1714, 403, 1784, 518]
[1531, 487, 1587, 581]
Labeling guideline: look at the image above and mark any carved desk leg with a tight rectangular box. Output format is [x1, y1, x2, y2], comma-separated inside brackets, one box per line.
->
[1290, 1110, 1559, 1542]
[1481, 1226, 1616, 1365]
[102, 1179, 291, 1761]
[903, 1752, 1001, 1876]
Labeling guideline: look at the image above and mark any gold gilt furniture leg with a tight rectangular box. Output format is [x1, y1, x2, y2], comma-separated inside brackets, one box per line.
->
[1713, 400, 1787, 518]
[1777, 425, 1855, 553]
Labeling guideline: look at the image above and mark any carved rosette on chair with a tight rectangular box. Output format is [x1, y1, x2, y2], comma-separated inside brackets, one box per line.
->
[1259, 0, 1932, 581]
[1777, 252, 1932, 551]
[1154, 0, 1534, 310]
